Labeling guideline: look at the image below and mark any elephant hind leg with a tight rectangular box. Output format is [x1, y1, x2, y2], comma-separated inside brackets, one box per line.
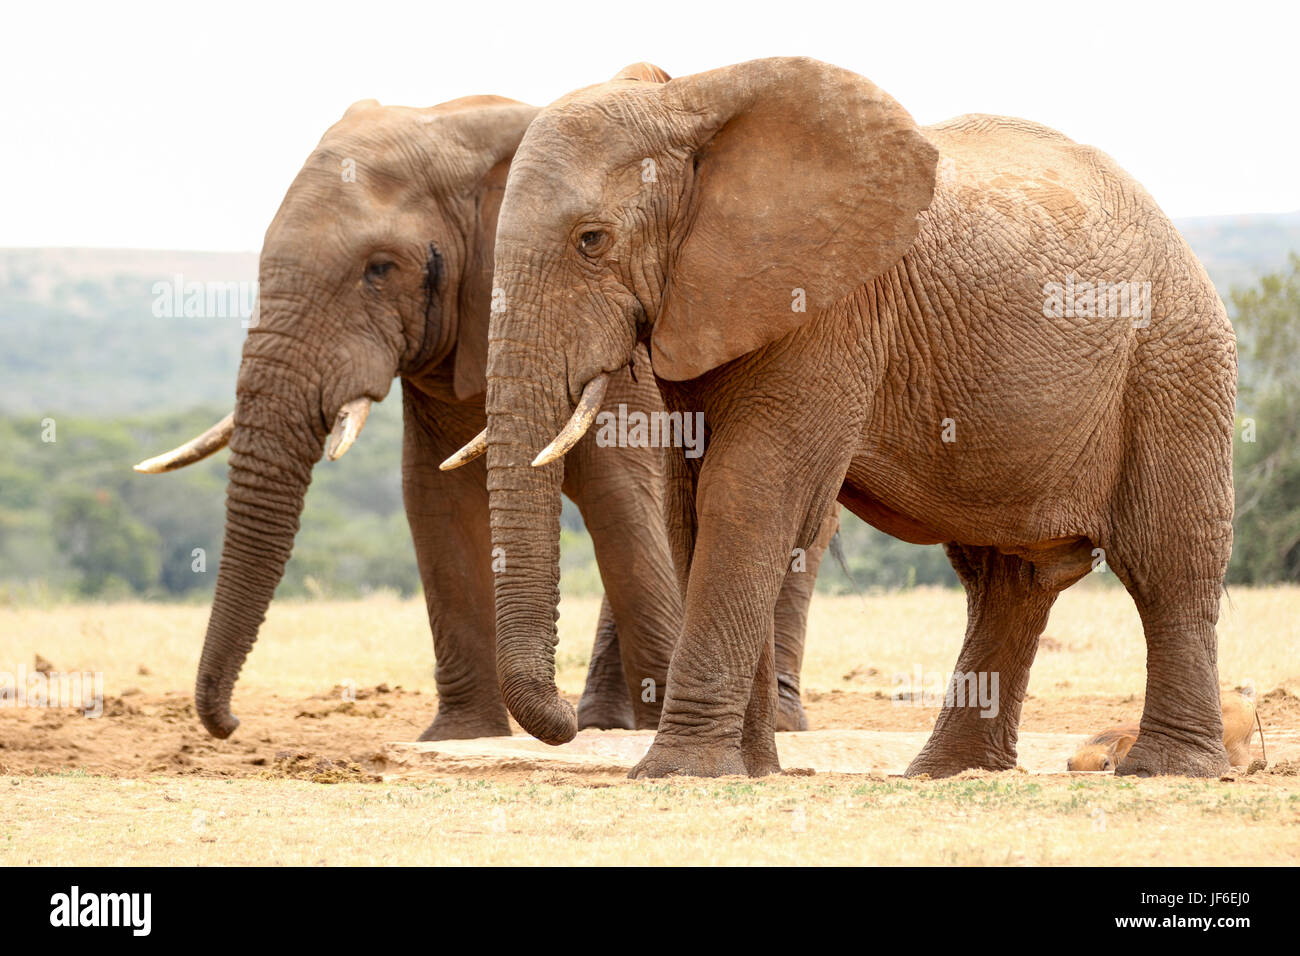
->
[576, 596, 637, 731]
[905, 546, 1060, 778]
[773, 504, 839, 732]
[1108, 557, 1230, 777]
[1104, 475, 1232, 776]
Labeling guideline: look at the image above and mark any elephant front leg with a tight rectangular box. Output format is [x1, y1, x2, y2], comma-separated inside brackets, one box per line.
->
[630, 462, 804, 779]
[402, 388, 511, 740]
[905, 545, 1059, 777]
[576, 596, 636, 730]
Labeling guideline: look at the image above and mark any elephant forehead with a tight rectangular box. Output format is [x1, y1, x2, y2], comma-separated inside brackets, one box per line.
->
[499, 161, 601, 227]
[525, 93, 653, 163]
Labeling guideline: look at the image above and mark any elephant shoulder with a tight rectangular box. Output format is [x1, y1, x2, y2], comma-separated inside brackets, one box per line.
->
[922, 113, 1153, 226]
[927, 114, 1144, 193]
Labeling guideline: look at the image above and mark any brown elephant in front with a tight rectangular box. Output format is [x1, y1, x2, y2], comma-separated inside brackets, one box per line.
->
[136, 93, 828, 740]
[452, 58, 1237, 778]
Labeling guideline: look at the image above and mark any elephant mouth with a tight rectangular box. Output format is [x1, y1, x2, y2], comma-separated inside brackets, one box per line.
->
[530, 373, 610, 466]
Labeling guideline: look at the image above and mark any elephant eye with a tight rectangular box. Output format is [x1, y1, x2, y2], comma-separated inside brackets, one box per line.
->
[365, 259, 396, 284]
[577, 230, 609, 258]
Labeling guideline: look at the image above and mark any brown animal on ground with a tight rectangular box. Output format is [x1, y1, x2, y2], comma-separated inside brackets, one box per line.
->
[1068, 693, 1257, 770]
[1067, 725, 1141, 771]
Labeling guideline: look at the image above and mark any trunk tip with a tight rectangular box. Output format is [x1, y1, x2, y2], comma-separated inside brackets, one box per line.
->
[503, 682, 578, 746]
[199, 710, 240, 739]
[195, 679, 241, 738]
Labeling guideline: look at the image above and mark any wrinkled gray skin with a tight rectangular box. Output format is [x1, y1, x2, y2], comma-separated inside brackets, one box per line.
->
[478, 59, 1236, 779]
[146, 95, 826, 742]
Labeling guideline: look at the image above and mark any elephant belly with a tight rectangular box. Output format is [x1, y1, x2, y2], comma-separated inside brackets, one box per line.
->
[837, 481, 948, 545]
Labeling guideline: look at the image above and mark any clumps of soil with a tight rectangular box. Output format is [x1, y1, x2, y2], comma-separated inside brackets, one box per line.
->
[101, 696, 141, 718]
[297, 684, 407, 720]
[1038, 634, 1065, 652]
[33, 655, 55, 675]
[295, 700, 392, 720]
[265, 750, 382, 784]
[1260, 683, 1300, 724]
[841, 665, 880, 684]
[154, 696, 195, 724]
[296, 701, 357, 719]
[311, 683, 404, 701]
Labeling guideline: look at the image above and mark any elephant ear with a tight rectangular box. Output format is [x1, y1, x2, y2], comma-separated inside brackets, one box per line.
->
[453, 156, 511, 400]
[423, 98, 539, 400]
[651, 58, 937, 382]
[612, 62, 672, 83]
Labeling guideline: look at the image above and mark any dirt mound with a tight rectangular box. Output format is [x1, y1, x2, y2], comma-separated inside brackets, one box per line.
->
[265, 751, 382, 784]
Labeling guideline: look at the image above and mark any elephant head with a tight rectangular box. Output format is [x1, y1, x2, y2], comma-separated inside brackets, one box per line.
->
[136, 96, 537, 738]
[449, 59, 936, 743]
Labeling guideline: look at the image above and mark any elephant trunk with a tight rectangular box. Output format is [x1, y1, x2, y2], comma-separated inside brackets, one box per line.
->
[194, 357, 324, 738]
[485, 343, 579, 745]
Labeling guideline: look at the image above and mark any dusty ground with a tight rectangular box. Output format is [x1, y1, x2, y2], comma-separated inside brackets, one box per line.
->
[1, 584, 1298, 865]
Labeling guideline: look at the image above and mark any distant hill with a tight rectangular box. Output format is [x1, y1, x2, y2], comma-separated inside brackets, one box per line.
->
[0, 248, 256, 416]
[3, 212, 1296, 417]
[1174, 211, 1300, 293]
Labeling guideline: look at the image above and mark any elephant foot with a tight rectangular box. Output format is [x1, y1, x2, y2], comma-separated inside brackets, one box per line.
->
[742, 742, 782, 777]
[576, 691, 637, 731]
[904, 739, 1017, 779]
[629, 736, 749, 779]
[1116, 730, 1229, 778]
[417, 707, 511, 742]
[776, 680, 808, 732]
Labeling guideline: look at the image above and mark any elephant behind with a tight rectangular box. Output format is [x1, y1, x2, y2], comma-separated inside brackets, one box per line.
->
[137, 91, 828, 741]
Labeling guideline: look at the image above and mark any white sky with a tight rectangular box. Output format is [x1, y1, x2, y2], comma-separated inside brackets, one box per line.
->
[3, 0, 1296, 251]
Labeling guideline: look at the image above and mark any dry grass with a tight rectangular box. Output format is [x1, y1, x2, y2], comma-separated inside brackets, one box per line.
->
[801, 580, 1299, 699]
[3, 771, 1297, 867]
[2, 584, 1298, 866]
[4, 581, 1293, 701]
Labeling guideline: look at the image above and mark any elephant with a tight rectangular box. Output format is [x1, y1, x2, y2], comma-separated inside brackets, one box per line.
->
[447, 58, 1237, 779]
[135, 91, 828, 741]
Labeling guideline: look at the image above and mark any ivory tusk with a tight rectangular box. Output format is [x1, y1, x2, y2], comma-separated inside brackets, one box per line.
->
[439, 429, 487, 471]
[532, 373, 611, 467]
[325, 398, 372, 461]
[134, 412, 235, 474]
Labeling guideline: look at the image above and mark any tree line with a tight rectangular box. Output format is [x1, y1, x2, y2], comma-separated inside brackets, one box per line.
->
[1, 257, 1295, 601]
